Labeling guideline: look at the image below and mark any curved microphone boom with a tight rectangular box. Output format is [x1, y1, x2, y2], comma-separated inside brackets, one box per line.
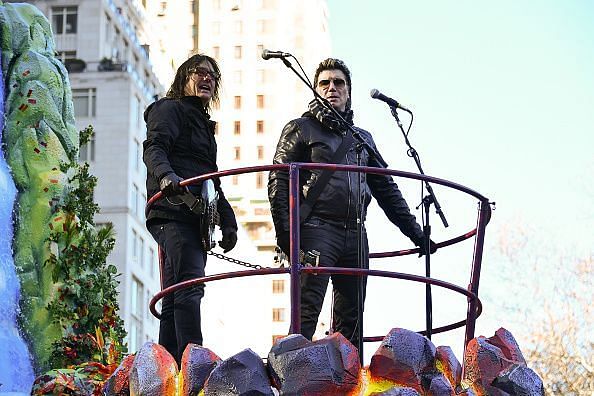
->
[370, 89, 410, 112]
[261, 49, 291, 60]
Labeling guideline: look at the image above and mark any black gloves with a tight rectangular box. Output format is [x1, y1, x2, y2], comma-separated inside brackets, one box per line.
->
[418, 238, 438, 257]
[219, 227, 238, 253]
[276, 231, 290, 255]
[159, 173, 185, 196]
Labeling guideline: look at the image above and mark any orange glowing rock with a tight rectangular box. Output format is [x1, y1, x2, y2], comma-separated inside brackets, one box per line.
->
[102, 354, 135, 395]
[369, 328, 436, 393]
[179, 343, 221, 396]
[129, 342, 177, 396]
[267, 332, 360, 395]
[435, 345, 461, 388]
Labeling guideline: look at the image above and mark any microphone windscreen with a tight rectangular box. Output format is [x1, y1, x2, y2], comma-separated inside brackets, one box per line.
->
[370, 88, 380, 99]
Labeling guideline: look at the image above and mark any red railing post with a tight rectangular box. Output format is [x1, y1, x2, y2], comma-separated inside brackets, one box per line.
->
[288, 163, 301, 334]
[464, 199, 491, 348]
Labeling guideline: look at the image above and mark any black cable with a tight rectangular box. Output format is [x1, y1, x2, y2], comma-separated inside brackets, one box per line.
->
[291, 54, 312, 87]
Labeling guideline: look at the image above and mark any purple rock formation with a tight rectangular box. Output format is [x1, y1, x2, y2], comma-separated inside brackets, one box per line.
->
[435, 345, 462, 388]
[203, 348, 273, 396]
[129, 342, 177, 395]
[369, 328, 436, 392]
[102, 354, 135, 395]
[492, 364, 545, 396]
[180, 343, 221, 396]
[487, 328, 526, 365]
[267, 332, 360, 395]
[423, 372, 454, 395]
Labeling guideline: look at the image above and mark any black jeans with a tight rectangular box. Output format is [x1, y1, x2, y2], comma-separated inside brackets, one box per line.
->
[299, 217, 368, 349]
[148, 220, 206, 363]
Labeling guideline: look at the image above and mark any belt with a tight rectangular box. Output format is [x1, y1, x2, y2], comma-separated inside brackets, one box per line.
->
[309, 216, 361, 229]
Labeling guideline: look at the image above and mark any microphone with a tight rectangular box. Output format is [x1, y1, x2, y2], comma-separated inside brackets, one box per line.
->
[261, 49, 291, 60]
[370, 89, 410, 112]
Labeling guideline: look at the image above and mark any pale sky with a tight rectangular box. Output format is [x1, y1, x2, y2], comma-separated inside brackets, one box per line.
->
[325, 0, 594, 359]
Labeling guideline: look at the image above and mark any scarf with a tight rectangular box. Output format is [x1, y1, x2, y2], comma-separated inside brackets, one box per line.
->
[307, 99, 354, 133]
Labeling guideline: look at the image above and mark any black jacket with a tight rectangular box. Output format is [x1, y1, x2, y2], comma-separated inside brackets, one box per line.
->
[143, 96, 236, 230]
[268, 112, 424, 245]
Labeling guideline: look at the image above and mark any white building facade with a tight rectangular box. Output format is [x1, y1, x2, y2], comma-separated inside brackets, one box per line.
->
[196, 0, 332, 346]
[11, 0, 189, 353]
[15, 0, 333, 358]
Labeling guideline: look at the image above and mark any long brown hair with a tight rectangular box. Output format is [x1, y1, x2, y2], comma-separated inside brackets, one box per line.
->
[166, 54, 221, 112]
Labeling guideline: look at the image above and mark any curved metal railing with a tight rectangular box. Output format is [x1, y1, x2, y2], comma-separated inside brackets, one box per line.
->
[147, 163, 492, 355]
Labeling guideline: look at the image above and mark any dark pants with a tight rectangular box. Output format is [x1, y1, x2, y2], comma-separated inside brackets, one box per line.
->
[148, 220, 206, 363]
[298, 217, 368, 349]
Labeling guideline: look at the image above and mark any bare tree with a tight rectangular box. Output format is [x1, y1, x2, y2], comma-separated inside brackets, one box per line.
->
[484, 222, 593, 395]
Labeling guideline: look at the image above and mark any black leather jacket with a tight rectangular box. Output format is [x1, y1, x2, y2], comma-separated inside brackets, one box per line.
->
[143, 96, 237, 230]
[268, 112, 424, 245]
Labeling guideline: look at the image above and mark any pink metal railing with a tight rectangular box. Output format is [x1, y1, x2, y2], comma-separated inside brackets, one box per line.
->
[147, 163, 491, 355]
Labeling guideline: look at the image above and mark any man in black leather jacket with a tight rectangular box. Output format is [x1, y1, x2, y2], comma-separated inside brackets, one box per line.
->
[268, 58, 435, 351]
[143, 54, 237, 364]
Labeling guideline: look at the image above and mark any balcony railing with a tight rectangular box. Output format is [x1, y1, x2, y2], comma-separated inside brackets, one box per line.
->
[147, 163, 492, 360]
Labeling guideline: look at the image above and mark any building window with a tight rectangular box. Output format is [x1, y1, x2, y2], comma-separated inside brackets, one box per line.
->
[131, 184, 139, 216]
[212, 21, 220, 34]
[132, 229, 139, 262]
[139, 237, 145, 268]
[272, 279, 285, 294]
[134, 139, 142, 173]
[272, 334, 284, 344]
[256, 172, 264, 188]
[79, 132, 96, 162]
[129, 322, 139, 352]
[52, 6, 78, 34]
[257, 146, 264, 160]
[149, 247, 156, 279]
[214, 123, 219, 135]
[212, 46, 220, 59]
[256, 95, 264, 108]
[140, 193, 147, 222]
[131, 277, 144, 319]
[129, 277, 144, 352]
[234, 46, 242, 59]
[257, 44, 264, 59]
[234, 70, 242, 84]
[256, 120, 264, 134]
[232, 175, 239, 185]
[234, 96, 241, 109]
[234, 121, 241, 135]
[72, 88, 96, 117]
[234, 147, 241, 160]
[234, 20, 243, 33]
[257, 69, 265, 84]
[257, 19, 269, 34]
[272, 308, 285, 322]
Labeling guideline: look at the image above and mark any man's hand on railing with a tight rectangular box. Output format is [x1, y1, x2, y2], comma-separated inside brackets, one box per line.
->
[159, 173, 185, 196]
[418, 238, 438, 257]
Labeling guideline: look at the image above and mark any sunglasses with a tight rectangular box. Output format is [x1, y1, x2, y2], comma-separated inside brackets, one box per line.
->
[190, 67, 220, 81]
[318, 78, 346, 88]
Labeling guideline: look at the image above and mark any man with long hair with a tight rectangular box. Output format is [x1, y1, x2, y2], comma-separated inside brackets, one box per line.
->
[143, 54, 237, 363]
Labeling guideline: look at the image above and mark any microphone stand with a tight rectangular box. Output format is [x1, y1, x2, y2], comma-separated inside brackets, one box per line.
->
[389, 106, 448, 340]
[276, 55, 383, 363]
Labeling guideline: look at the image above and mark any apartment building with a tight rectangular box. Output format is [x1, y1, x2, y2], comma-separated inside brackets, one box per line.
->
[197, 0, 333, 346]
[14, 0, 333, 357]
[9, 0, 196, 353]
